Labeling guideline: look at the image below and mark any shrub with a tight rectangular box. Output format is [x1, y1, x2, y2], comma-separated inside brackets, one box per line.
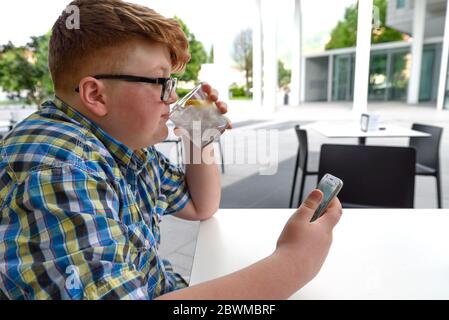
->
[176, 88, 191, 99]
[229, 84, 250, 98]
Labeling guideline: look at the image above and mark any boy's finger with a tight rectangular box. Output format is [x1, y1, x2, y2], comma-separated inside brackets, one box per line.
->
[201, 82, 212, 94]
[209, 89, 219, 101]
[201, 82, 210, 89]
[318, 199, 343, 229]
[216, 101, 228, 113]
[173, 127, 182, 136]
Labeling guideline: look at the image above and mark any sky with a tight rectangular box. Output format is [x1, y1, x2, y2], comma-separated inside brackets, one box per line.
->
[0, 0, 356, 66]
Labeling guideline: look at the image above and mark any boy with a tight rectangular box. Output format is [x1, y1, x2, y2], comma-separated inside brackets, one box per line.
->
[0, 0, 342, 300]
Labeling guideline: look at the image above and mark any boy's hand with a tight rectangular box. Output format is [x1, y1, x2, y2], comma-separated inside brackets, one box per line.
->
[201, 82, 233, 130]
[275, 190, 343, 284]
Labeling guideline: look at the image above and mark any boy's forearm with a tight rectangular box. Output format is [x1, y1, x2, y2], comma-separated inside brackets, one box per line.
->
[184, 142, 221, 220]
[157, 251, 308, 300]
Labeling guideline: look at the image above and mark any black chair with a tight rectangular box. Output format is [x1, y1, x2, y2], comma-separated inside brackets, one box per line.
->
[217, 138, 225, 174]
[289, 125, 318, 208]
[409, 123, 443, 208]
[318, 144, 416, 208]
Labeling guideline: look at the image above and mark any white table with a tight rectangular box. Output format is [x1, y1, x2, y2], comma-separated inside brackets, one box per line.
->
[190, 209, 449, 299]
[0, 120, 10, 128]
[0, 121, 10, 136]
[304, 121, 430, 145]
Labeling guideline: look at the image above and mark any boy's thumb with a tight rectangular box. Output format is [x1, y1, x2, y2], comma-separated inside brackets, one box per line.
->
[298, 189, 323, 218]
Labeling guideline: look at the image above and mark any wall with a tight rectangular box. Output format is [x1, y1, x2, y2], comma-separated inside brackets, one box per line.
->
[304, 57, 329, 101]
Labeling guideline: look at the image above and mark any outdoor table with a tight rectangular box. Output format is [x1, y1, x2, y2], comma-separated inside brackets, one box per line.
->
[190, 209, 449, 299]
[0, 120, 11, 136]
[303, 121, 430, 145]
[0, 120, 10, 129]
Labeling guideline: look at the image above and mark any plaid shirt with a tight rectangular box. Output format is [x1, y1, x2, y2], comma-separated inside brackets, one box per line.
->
[0, 97, 191, 300]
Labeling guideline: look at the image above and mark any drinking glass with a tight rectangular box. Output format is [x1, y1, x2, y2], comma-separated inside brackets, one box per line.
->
[169, 83, 228, 148]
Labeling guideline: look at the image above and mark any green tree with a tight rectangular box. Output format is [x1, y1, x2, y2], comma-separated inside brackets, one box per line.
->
[0, 32, 53, 106]
[278, 60, 291, 88]
[174, 17, 208, 83]
[28, 32, 54, 101]
[0, 45, 34, 102]
[208, 46, 214, 64]
[232, 28, 253, 94]
[325, 0, 405, 50]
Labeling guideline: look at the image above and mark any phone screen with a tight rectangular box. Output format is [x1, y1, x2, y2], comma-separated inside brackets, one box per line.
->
[310, 174, 343, 222]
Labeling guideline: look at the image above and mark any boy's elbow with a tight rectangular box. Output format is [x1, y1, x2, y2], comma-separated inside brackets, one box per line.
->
[196, 206, 219, 221]
[175, 200, 218, 221]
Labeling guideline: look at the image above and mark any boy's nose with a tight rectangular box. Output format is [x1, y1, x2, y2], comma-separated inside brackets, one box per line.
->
[166, 90, 178, 104]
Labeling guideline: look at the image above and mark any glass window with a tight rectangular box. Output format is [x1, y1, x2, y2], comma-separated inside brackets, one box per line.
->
[366, 49, 410, 102]
[389, 51, 410, 101]
[396, 0, 406, 9]
[445, 55, 449, 109]
[332, 54, 355, 101]
[369, 53, 388, 101]
[419, 47, 436, 102]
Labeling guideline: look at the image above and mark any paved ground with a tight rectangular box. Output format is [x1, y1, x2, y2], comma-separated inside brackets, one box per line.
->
[2, 101, 449, 284]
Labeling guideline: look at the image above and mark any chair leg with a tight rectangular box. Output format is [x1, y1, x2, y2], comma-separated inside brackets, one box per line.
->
[218, 139, 225, 174]
[179, 140, 183, 165]
[297, 171, 307, 208]
[289, 149, 301, 208]
[177, 140, 183, 166]
[436, 173, 443, 209]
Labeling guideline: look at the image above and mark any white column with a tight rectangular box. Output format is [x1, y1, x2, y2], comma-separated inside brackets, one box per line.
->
[261, 0, 278, 111]
[212, 2, 231, 101]
[407, 0, 426, 105]
[437, 1, 449, 111]
[290, 0, 302, 106]
[353, 0, 373, 115]
[300, 55, 306, 102]
[252, 0, 263, 107]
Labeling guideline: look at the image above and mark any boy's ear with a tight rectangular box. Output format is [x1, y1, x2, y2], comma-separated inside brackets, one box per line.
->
[78, 77, 109, 117]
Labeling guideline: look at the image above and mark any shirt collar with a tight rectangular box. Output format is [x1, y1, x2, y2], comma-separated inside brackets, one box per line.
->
[42, 96, 154, 172]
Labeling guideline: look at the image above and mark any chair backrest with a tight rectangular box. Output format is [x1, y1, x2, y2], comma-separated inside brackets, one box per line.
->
[409, 123, 443, 170]
[318, 144, 416, 208]
[294, 125, 309, 170]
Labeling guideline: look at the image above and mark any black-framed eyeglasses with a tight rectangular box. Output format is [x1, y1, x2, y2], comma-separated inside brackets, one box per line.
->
[75, 74, 177, 102]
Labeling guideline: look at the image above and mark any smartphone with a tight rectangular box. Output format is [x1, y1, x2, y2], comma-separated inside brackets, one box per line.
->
[310, 173, 343, 223]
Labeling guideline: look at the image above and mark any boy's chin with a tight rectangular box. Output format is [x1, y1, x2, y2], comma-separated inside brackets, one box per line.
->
[153, 127, 169, 144]
[134, 129, 169, 150]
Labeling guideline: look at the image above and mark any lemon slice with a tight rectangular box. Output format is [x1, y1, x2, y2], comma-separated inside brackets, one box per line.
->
[185, 99, 209, 108]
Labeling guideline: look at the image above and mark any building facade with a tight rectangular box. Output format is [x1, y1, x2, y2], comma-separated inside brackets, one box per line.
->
[300, 0, 449, 109]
